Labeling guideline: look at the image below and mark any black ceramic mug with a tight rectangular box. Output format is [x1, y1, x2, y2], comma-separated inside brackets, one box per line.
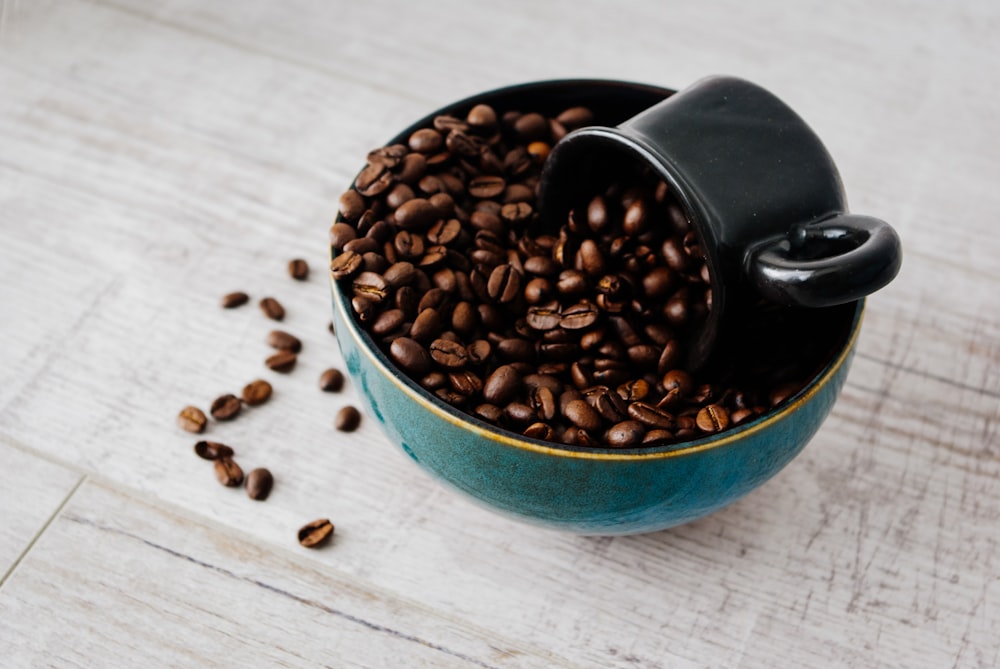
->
[540, 75, 902, 366]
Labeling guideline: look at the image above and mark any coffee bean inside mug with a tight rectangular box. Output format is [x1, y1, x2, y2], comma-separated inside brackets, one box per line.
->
[333, 102, 838, 448]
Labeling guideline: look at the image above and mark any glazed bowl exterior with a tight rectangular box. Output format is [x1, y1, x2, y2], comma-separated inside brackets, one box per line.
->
[330, 80, 863, 535]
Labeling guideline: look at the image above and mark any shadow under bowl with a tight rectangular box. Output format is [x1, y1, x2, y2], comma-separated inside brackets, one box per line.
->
[330, 79, 863, 535]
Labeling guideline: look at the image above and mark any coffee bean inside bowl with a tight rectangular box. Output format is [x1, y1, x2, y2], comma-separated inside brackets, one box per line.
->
[333, 103, 825, 448]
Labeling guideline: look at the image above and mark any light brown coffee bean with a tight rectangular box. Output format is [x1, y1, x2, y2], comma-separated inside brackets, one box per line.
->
[696, 404, 730, 433]
[259, 297, 285, 321]
[220, 291, 249, 309]
[607, 420, 646, 447]
[241, 379, 273, 406]
[265, 350, 297, 373]
[245, 468, 274, 500]
[194, 440, 233, 461]
[298, 518, 334, 548]
[214, 457, 244, 487]
[627, 402, 676, 429]
[267, 330, 302, 353]
[210, 394, 242, 421]
[177, 406, 207, 433]
[330, 250, 363, 280]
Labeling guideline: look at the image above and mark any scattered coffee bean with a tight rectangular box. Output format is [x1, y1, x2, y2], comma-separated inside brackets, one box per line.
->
[214, 457, 244, 487]
[194, 440, 234, 460]
[210, 394, 242, 421]
[267, 330, 302, 353]
[298, 518, 334, 548]
[245, 468, 274, 500]
[220, 291, 249, 309]
[265, 350, 297, 373]
[177, 406, 207, 433]
[335, 405, 362, 432]
[288, 258, 309, 281]
[241, 379, 273, 406]
[259, 297, 285, 321]
[319, 368, 345, 392]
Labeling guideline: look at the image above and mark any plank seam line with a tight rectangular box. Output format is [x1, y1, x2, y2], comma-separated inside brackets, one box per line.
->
[855, 350, 1000, 400]
[0, 475, 87, 589]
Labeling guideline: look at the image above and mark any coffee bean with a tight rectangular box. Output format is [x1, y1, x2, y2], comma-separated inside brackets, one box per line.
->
[429, 338, 469, 369]
[500, 201, 532, 224]
[487, 264, 522, 304]
[564, 399, 602, 431]
[627, 402, 676, 429]
[556, 106, 594, 130]
[210, 394, 242, 421]
[288, 258, 309, 281]
[177, 406, 207, 433]
[241, 379, 273, 406]
[467, 104, 498, 129]
[338, 190, 365, 222]
[265, 350, 297, 373]
[298, 518, 334, 548]
[319, 368, 345, 392]
[731, 408, 756, 425]
[560, 301, 599, 330]
[409, 128, 443, 154]
[513, 112, 548, 141]
[259, 297, 285, 321]
[468, 175, 506, 199]
[696, 404, 730, 433]
[770, 382, 800, 407]
[483, 364, 521, 405]
[352, 271, 389, 303]
[448, 369, 483, 396]
[330, 250, 363, 280]
[389, 337, 432, 375]
[329, 223, 358, 251]
[642, 429, 675, 444]
[355, 162, 393, 197]
[523, 422, 554, 440]
[214, 457, 244, 487]
[526, 301, 562, 331]
[607, 420, 645, 447]
[194, 440, 234, 460]
[267, 330, 302, 353]
[245, 468, 274, 500]
[220, 291, 249, 309]
[394, 198, 438, 230]
[335, 405, 362, 432]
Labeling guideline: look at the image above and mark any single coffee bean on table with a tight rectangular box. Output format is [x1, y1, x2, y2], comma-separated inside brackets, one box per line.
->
[298, 518, 334, 548]
[259, 297, 285, 321]
[214, 457, 244, 487]
[220, 291, 249, 309]
[267, 330, 302, 353]
[241, 379, 273, 406]
[194, 440, 234, 461]
[331, 102, 824, 448]
[335, 405, 362, 432]
[210, 394, 242, 421]
[177, 406, 207, 433]
[265, 350, 297, 373]
[245, 468, 274, 500]
[288, 258, 309, 281]
[319, 368, 345, 392]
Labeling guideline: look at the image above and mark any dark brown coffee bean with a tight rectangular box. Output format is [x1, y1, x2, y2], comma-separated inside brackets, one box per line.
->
[367, 144, 407, 168]
[343, 236, 379, 255]
[420, 371, 448, 390]
[409, 307, 442, 343]
[450, 301, 478, 336]
[464, 339, 490, 366]
[335, 405, 362, 432]
[731, 408, 755, 425]
[446, 130, 486, 157]
[259, 297, 285, 321]
[351, 271, 389, 304]
[500, 201, 533, 224]
[448, 370, 483, 396]
[483, 365, 521, 405]
[241, 379, 273, 406]
[607, 420, 646, 447]
[338, 190, 365, 221]
[468, 175, 506, 199]
[560, 301, 599, 330]
[513, 112, 548, 141]
[429, 338, 469, 369]
[657, 341, 682, 374]
[194, 440, 234, 461]
[355, 162, 393, 197]
[389, 337, 431, 375]
[627, 402, 676, 429]
[394, 198, 438, 230]
[576, 239, 605, 277]
[556, 106, 594, 130]
[588, 386, 628, 423]
[564, 399, 602, 431]
[397, 152, 428, 184]
[662, 369, 695, 396]
[586, 195, 609, 232]
[696, 404, 730, 433]
[245, 468, 274, 501]
[663, 296, 689, 326]
[177, 406, 207, 433]
[214, 457, 244, 487]
[409, 128, 443, 154]
[330, 250, 363, 280]
[642, 429, 675, 445]
[556, 270, 587, 297]
[329, 223, 358, 251]
[210, 394, 242, 421]
[288, 258, 309, 281]
[487, 264, 522, 304]
[319, 368, 345, 392]
[617, 379, 650, 402]
[220, 291, 249, 309]
[265, 350, 297, 373]
[298, 518, 334, 548]
[382, 261, 416, 288]
[523, 422, 554, 441]
[434, 114, 469, 133]
[529, 386, 557, 421]
[473, 403, 503, 423]
[427, 218, 462, 246]
[526, 301, 562, 331]
[266, 330, 302, 353]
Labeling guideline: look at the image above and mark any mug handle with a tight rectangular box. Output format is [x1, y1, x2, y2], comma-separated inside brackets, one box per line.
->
[745, 214, 902, 308]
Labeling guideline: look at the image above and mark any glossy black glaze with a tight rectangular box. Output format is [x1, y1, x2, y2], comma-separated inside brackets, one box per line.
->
[540, 75, 901, 366]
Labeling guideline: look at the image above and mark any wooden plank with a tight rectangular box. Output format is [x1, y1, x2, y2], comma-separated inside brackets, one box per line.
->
[0, 480, 568, 668]
[0, 442, 82, 580]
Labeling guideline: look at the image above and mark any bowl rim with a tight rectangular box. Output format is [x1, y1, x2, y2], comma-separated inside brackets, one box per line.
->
[330, 78, 864, 461]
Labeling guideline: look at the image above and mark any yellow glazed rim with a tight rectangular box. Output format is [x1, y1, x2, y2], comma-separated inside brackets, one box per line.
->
[331, 274, 864, 462]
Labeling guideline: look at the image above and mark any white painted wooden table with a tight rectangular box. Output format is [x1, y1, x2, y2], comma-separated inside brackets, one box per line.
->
[1, 1, 998, 667]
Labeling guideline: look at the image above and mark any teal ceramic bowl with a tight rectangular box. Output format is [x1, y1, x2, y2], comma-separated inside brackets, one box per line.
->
[330, 80, 864, 535]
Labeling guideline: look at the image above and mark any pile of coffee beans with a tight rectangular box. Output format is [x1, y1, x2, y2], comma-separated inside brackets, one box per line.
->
[333, 103, 820, 448]
[176, 256, 358, 548]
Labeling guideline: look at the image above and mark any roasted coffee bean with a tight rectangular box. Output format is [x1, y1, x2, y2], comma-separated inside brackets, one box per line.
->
[434, 114, 469, 134]
[288, 258, 309, 281]
[662, 369, 695, 396]
[696, 404, 730, 433]
[265, 350, 297, 373]
[177, 406, 207, 433]
[526, 301, 562, 331]
[769, 382, 800, 407]
[564, 399, 602, 431]
[329, 222, 358, 251]
[483, 365, 521, 405]
[556, 106, 594, 130]
[448, 369, 483, 396]
[389, 337, 431, 375]
[330, 250, 363, 280]
[244, 468, 274, 501]
[319, 368, 345, 392]
[467, 104, 498, 129]
[560, 301, 599, 330]
[642, 429, 675, 444]
[410, 307, 443, 343]
[343, 236, 379, 255]
[731, 408, 755, 425]
[487, 264, 522, 304]
[298, 518, 334, 548]
[427, 218, 462, 245]
[421, 371, 448, 390]
[259, 297, 285, 321]
[627, 402, 676, 429]
[210, 394, 242, 421]
[523, 422, 554, 441]
[617, 379, 650, 402]
[430, 338, 469, 369]
[220, 291, 249, 309]
[394, 198, 438, 229]
[214, 457, 244, 487]
[241, 379, 273, 406]
[504, 402, 536, 426]
[468, 175, 506, 199]
[355, 162, 393, 197]
[607, 420, 645, 447]
[513, 112, 548, 141]
[500, 201, 533, 224]
[338, 190, 366, 222]
[194, 440, 234, 461]
[352, 271, 389, 303]
[529, 386, 557, 421]
[409, 128, 443, 153]
[266, 330, 302, 353]
[451, 301, 478, 336]
[473, 403, 504, 423]
[367, 144, 407, 168]
[335, 405, 362, 432]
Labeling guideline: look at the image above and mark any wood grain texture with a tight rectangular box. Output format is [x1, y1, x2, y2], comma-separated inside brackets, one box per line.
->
[0, 0, 997, 667]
